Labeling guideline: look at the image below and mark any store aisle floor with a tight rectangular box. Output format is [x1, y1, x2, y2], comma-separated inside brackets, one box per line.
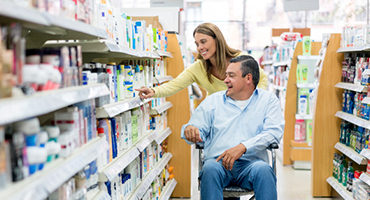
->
[170, 150, 341, 200]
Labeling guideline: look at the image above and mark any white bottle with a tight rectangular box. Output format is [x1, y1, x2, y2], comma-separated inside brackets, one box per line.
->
[298, 95, 308, 115]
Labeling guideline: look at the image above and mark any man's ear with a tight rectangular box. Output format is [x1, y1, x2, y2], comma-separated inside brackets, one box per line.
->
[246, 73, 253, 84]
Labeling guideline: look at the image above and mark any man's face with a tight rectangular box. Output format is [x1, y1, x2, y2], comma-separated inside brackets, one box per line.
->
[224, 62, 251, 100]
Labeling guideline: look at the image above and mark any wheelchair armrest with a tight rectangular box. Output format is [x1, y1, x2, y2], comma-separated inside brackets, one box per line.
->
[269, 143, 279, 149]
[195, 142, 204, 149]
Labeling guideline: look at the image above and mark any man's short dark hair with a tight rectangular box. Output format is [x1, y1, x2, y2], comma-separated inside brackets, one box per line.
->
[230, 55, 260, 87]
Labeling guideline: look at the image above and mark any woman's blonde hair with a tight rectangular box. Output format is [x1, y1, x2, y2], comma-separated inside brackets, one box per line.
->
[193, 23, 241, 83]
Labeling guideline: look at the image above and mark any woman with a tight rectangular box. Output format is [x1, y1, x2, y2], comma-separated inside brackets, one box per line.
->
[136, 23, 268, 99]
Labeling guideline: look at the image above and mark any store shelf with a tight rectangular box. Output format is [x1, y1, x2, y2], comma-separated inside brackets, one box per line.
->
[360, 149, 370, 160]
[295, 114, 313, 120]
[337, 45, 370, 53]
[0, 2, 49, 26]
[135, 130, 159, 152]
[296, 83, 316, 89]
[153, 76, 174, 84]
[362, 97, 370, 104]
[130, 153, 172, 200]
[98, 146, 140, 182]
[363, 69, 370, 76]
[156, 50, 173, 58]
[155, 127, 172, 145]
[272, 84, 286, 91]
[95, 97, 144, 118]
[297, 55, 321, 60]
[335, 111, 370, 129]
[326, 177, 354, 200]
[359, 172, 370, 187]
[273, 61, 289, 67]
[45, 40, 159, 59]
[335, 82, 367, 93]
[261, 60, 273, 65]
[0, 137, 109, 200]
[334, 142, 367, 165]
[155, 153, 173, 175]
[150, 102, 173, 115]
[159, 178, 177, 200]
[0, 84, 109, 126]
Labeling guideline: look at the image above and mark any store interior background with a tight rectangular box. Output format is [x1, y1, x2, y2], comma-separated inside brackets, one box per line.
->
[113, 0, 368, 199]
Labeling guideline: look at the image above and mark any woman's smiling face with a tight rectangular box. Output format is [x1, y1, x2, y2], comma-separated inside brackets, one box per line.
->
[194, 32, 217, 61]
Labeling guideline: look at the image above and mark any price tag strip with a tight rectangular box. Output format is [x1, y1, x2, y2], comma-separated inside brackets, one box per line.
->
[334, 143, 367, 165]
[159, 179, 178, 200]
[335, 82, 367, 93]
[326, 177, 354, 200]
[335, 111, 370, 130]
[135, 131, 158, 152]
[155, 128, 172, 145]
[359, 173, 370, 187]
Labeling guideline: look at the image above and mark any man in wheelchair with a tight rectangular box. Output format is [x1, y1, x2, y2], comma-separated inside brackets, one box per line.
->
[181, 55, 285, 200]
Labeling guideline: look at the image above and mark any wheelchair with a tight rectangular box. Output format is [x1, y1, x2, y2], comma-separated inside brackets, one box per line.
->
[195, 142, 279, 200]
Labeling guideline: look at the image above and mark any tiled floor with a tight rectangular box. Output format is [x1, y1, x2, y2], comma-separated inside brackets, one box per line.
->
[170, 149, 342, 200]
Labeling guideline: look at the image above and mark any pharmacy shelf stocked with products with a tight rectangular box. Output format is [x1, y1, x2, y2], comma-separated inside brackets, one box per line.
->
[128, 153, 173, 200]
[326, 177, 354, 200]
[335, 111, 370, 130]
[99, 130, 158, 182]
[156, 51, 173, 58]
[95, 97, 154, 119]
[0, 2, 108, 41]
[359, 172, 370, 187]
[283, 41, 322, 166]
[335, 82, 367, 93]
[0, 137, 109, 200]
[150, 102, 173, 115]
[159, 178, 178, 200]
[334, 142, 367, 165]
[336, 45, 370, 53]
[0, 84, 109, 126]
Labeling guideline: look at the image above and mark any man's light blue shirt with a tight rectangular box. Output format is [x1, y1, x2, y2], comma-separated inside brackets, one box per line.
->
[181, 88, 285, 163]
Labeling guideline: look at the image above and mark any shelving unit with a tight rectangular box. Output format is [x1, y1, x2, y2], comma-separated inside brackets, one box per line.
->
[0, 83, 109, 126]
[155, 128, 172, 145]
[295, 114, 313, 120]
[273, 61, 289, 67]
[128, 153, 173, 200]
[95, 97, 153, 118]
[283, 41, 322, 166]
[272, 84, 286, 91]
[0, 137, 109, 200]
[362, 97, 370, 104]
[336, 45, 370, 53]
[360, 149, 370, 159]
[335, 82, 367, 93]
[335, 111, 370, 129]
[159, 178, 178, 200]
[261, 60, 273, 65]
[157, 50, 173, 58]
[296, 83, 316, 89]
[326, 177, 354, 200]
[359, 172, 370, 186]
[91, 190, 111, 200]
[362, 69, 370, 76]
[150, 102, 173, 115]
[334, 142, 367, 165]
[311, 34, 345, 197]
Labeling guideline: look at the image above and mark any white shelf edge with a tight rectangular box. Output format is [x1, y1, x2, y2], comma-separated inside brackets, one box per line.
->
[326, 177, 354, 200]
[159, 178, 177, 200]
[335, 111, 370, 130]
[360, 149, 370, 160]
[155, 127, 172, 144]
[273, 61, 289, 67]
[295, 114, 313, 120]
[98, 146, 140, 182]
[297, 55, 320, 60]
[155, 153, 173, 175]
[261, 60, 273, 65]
[153, 76, 174, 84]
[272, 84, 286, 91]
[135, 130, 159, 152]
[150, 102, 173, 115]
[96, 97, 143, 118]
[334, 142, 367, 165]
[363, 69, 370, 76]
[0, 137, 109, 200]
[131, 154, 171, 200]
[296, 83, 316, 88]
[335, 82, 367, 93]
[0, 1, 49, 26]
[0, 83, 109, 126]
[362, 97, 370, 104]
[156, 50, 173, 58]
[336, 45, 370, 53]
[359, 172, 370, 187]
[90, 190, 111, 200]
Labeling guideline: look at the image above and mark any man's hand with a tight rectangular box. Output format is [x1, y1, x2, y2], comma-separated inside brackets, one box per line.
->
[216, 144, 246, 171]
[135, 87, 155, 99]
[184, 125, 203, 143]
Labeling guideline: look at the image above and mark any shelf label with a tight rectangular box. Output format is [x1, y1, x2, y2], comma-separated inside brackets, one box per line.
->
[360, 173, 370, 186]
[104, 147, 140, 181]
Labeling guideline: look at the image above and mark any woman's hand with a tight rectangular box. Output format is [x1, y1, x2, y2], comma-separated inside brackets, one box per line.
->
[135, 87, 155, 99]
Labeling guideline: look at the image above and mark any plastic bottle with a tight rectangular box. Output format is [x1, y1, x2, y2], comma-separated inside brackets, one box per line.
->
[302, 36, 312, 56]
